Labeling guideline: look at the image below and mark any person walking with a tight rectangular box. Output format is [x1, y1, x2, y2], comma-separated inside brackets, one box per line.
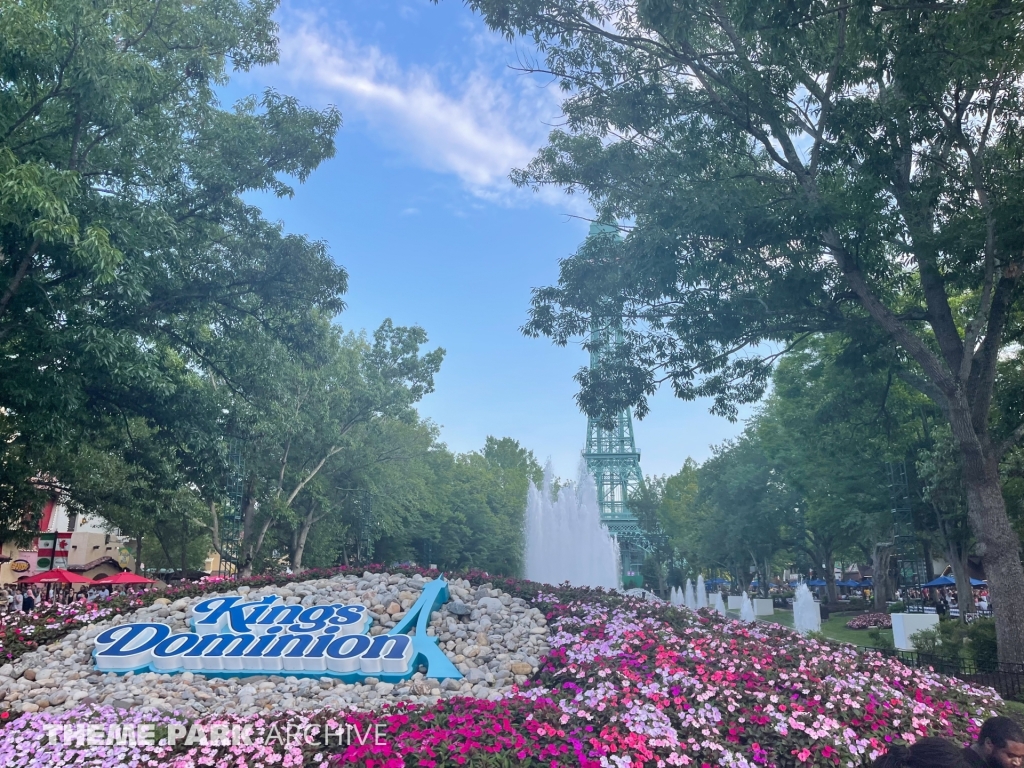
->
[21, 586, 33, 612]
[963, 716, 1024, 768]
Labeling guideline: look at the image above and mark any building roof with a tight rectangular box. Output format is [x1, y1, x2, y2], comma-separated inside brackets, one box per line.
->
[67, 556, 123, 573]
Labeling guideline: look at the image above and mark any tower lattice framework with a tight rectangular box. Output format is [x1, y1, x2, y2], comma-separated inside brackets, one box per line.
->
[888, 461, 926, 610]
[581, 223, 652, 586]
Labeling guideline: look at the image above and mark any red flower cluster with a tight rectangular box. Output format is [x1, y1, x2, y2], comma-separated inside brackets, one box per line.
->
[846, 613, 893, 630]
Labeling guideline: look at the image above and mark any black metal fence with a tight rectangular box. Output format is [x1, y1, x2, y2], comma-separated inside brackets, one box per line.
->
[861, 646, 1024, 700]
[904, 604, 994, 621]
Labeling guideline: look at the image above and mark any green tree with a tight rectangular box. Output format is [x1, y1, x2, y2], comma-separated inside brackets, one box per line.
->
[758, 344, 908, 605]
[698, 431, 799, 597]
[469, 0, 1024, 661]
[658, 459, 700, 558]
[0, 0, 346, 539]
[208, 320, 444, 575]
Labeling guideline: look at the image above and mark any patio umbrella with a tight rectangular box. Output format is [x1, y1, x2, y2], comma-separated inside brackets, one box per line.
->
[19, 568, 94, 584]
[806, 579, 827, 586]
[970, 578, 987, 587]
[95, 571, 156, 585]
[922, 575, 955, 588]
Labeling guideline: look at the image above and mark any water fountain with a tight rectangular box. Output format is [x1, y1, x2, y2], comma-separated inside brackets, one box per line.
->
[671, 586, 683, 606]
[683, 579, 695, 610]
[712, 591, 726, 615]
[792, 583, 821, 634]
[524, 462, 620, 589]
[696, 575, 708, 609]
[740, 591, 756, 623]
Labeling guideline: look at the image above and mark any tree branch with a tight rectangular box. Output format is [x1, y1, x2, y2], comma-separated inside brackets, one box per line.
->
[0, 238, 42, 321]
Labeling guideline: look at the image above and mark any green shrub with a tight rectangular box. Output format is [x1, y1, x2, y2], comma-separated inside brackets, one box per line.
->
[886, 602, 906, 614]
[965, 618, 998, 671]
[908, 617, 1000, 669]
[909, 626, 945, 657]
[868, 627, 895, 650]
[840, 598, 872, 612]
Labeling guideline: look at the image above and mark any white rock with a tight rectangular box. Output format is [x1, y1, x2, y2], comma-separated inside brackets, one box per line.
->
[11, 572, 548, 715]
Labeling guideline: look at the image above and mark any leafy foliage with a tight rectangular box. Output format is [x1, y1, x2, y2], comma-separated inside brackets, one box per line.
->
[465, 0, 1024, 661]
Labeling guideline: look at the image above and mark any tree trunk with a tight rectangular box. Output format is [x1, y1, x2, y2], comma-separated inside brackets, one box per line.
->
[824, 553, 837, 604]
[290, 510, 316, 572]
[134, 533, 143, 575]
[762, 556, 771, 598]
[728, 560, 744, 595]
[922, 538, 936, 584]
[180, 516, 188, 576]
[958, 436, 1024, 663]
[947, 540, 976, 618]
[933, 500, 976, 618]
[872, 542, 894, 612]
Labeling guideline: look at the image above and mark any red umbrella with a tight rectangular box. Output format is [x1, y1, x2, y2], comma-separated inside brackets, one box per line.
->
[94, 571, 156, 585]
[20, 568, 94, 584]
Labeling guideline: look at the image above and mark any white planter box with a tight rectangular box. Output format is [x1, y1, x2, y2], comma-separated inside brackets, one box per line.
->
[891, 613, 940, 651]
[753, 598, 774, 616]
[727, 596, 744, 610]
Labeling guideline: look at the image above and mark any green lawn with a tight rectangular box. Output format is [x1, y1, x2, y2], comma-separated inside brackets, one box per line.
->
[729, 607, 894, 647]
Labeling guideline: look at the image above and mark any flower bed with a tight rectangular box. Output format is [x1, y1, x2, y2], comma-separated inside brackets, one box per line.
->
[0, 699, 581, 768]
[845, 613, 893, 630]
[0, 576, 1004, 767]
[0, 601, 138, 662]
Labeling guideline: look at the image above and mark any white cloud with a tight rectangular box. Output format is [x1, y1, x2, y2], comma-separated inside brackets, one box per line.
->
[273, 18, 569, 203]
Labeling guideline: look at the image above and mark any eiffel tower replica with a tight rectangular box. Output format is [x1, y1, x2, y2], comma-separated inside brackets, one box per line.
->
[581, 223, 650, 587]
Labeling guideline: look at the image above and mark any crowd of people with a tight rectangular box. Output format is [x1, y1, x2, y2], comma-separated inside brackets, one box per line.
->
[0, 581, 144, 613]
[782, 579, 994, 617]
[926, 588, 992, 616]
[873, 717, 1024, 768]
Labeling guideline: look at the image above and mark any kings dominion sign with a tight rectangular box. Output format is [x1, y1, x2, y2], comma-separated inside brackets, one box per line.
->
[93, 577, 462, 682]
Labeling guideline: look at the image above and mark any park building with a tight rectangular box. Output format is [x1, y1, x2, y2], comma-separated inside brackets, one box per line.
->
[0, 498, 136, 585]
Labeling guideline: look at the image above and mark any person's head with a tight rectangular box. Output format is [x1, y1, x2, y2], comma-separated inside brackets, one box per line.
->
[872, 737, 969, 768]
[977, 717, 1024, 768]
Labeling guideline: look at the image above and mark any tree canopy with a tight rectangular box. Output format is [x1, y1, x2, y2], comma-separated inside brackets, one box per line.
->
[0, 0, 538, 584]
[466, 0, 1024, 663]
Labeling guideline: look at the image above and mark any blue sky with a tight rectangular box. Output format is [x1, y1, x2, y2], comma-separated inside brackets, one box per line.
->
[231, 0, 749, 478]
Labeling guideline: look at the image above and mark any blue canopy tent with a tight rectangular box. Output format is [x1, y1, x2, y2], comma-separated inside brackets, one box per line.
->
[971, 578, 987, 587]
[922, 575, 955, 588]
[806, 579, 827, 586]
[835, 580, 861, 588]
[860, 577, 873, 586]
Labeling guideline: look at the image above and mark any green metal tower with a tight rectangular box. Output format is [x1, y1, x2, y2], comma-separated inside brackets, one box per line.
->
[581, 223, 650, 587]
[888, 461, 926, 610]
